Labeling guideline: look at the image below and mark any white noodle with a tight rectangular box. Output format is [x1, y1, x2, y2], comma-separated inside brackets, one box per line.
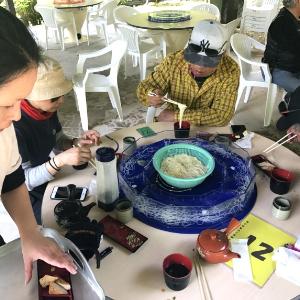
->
[161, 154, 207, 178]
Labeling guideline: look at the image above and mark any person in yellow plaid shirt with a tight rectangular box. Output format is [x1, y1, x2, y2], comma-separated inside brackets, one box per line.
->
[137, 20, 240, 126]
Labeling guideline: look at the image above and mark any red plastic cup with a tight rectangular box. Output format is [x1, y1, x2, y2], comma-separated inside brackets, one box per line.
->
[270, 168, 295, 195]
[163, 253, 192, 291]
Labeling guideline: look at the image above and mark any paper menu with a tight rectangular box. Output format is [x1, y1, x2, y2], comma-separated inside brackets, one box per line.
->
[226, 214, 296, 287]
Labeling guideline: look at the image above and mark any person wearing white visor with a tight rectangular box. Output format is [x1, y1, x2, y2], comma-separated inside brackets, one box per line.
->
[13, 56, 101, 225]
[137, 20, 240, 126]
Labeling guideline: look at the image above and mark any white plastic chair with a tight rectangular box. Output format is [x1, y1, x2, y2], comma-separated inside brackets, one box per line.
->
[222, 17, 241, 53]
[86, 4, 101, 43]
[230, 33, 278, 127]
[193, 3, 221, 21]
[86, 0, 118, 45]
[113, 6, 167, 58]
[72, 40, 127, 131]
[116, 23, 164, 81]
[248, 0, 280, 7]
[240, 0, 280, 43]
[34, 5, 79, 50]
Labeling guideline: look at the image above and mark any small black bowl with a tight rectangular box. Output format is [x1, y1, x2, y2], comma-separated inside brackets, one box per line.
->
[270, 168, 294, 195]
[72, 162, 88, 170]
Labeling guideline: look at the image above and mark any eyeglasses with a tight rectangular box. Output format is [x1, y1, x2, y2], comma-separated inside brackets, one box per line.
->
[50, 95, 63, 103]
[188, 39, 227, 57]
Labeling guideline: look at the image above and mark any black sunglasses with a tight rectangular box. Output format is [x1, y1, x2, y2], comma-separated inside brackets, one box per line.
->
[188, 40, 227, 57]
[50, 95, 63, 103]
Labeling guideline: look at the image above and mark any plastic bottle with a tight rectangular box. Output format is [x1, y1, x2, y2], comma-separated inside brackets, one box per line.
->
[95, 147, 119, 211]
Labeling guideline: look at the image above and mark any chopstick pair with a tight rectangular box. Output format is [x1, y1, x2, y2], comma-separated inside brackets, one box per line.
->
[263, 132, 297, 154]
[147, 92, 187, 108]
[193, 251, 212, 300]
[88, 158, 97, 170]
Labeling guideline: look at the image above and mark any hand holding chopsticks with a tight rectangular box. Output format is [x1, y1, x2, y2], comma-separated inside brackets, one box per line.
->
[263, 132, 297, 154]
[72, 140, 97, 170]
[148, 91, 187, 108]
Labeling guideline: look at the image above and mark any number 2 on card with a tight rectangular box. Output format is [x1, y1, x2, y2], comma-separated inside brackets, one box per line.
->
[247, 234, 274, 262]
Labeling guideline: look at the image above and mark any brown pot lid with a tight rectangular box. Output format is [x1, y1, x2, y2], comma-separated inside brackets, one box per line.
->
[198, 229, 228, 253]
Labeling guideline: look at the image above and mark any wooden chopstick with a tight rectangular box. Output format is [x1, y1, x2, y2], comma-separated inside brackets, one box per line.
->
[148, 92, 187, 108]
[193, 251, 206, 300]
[88, 159, 97, 170]
[263, 133, 297, 153]
[88, 161, 96, 170]
[194, 251, 212, 300]
[263, 133, 291, 152]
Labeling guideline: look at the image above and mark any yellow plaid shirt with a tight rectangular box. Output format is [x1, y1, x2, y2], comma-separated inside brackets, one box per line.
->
[137, 50, 240, 126]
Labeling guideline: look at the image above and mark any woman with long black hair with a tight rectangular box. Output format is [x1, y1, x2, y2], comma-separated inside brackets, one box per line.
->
[0, 7, 76, 283]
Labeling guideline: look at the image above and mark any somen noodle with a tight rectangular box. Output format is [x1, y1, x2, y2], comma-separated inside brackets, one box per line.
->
[161, 154, 207, 178]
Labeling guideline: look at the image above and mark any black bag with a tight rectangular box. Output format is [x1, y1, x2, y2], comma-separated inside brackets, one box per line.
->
[65, 220, 103, 268]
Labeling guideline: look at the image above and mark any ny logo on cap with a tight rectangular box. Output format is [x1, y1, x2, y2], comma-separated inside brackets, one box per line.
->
[199, 40, 211, 52]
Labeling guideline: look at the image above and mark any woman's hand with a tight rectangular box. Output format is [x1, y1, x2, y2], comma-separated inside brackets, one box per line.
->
[287, 124, 300, 142]
[21, 228, 77, 284]
[78, 130, 101, 147]
[55, 146, 92, 167]
[147, 89, 164, 107]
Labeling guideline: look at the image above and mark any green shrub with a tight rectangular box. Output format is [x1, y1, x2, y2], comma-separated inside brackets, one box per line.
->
[15, 0, 42, 25]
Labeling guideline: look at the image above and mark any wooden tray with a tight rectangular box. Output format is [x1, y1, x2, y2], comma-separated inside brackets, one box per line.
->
[99, 215, 147, 253]
[37, 260, 73, 300]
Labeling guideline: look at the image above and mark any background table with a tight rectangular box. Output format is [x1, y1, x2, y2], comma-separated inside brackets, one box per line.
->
[125, 10, 215, 30]
[54, 0, 102, 9]
[53, 0, 103, 42]
[42, 123, 300, 300]
[124, 9, 216, 52]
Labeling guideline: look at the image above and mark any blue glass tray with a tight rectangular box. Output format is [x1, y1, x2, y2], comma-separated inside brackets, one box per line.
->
[119, 138, 257, 234]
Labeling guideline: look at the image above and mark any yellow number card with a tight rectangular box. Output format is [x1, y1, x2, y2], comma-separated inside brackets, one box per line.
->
[226, 214, 296, 287]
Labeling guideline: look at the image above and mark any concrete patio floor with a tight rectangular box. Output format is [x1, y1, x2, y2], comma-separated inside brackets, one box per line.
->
[30, 22, 283, 133]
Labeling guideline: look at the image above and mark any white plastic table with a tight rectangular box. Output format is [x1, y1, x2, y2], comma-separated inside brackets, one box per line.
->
[123, 8, 216, 52]
[37, 0, 103, 43]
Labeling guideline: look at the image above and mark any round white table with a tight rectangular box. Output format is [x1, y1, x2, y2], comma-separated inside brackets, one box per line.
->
[38, 0, 103, 42]
[42, 122, 300, 300]
[123, 8, 216, 52]
[125, 10, 216, 30]
[53, 0, 102, 9]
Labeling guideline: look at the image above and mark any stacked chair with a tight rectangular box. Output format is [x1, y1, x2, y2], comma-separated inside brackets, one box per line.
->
[86, 0, 118, 46]
[116, 23, 165, 80]
[34, 5, 79, 50]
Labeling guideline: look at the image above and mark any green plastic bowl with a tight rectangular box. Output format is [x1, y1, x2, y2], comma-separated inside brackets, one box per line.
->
[153, 143, 215, 189]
